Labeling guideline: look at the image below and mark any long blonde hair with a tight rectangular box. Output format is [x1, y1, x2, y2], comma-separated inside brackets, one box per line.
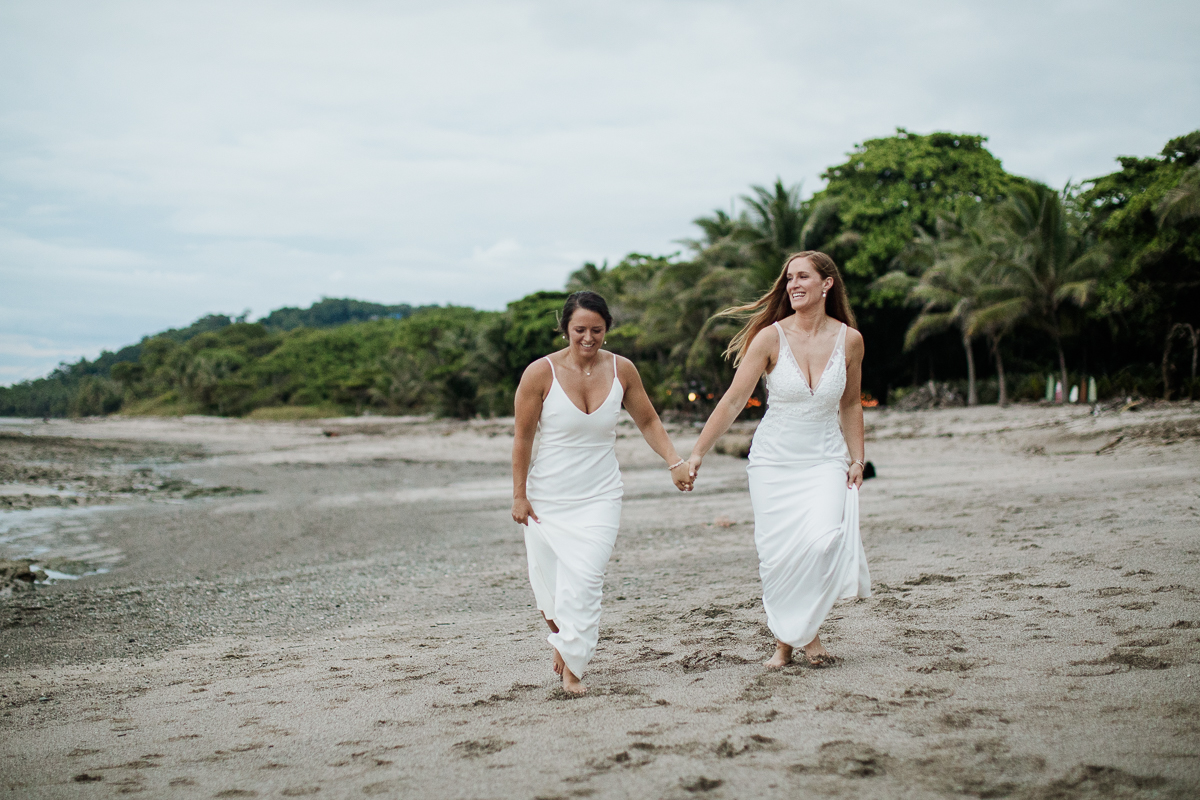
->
[719, 251, 856, 365]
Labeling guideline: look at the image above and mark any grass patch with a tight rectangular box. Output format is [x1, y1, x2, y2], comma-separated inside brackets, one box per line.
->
[245, 405, 342, 421]
[119, 394, 199, 417]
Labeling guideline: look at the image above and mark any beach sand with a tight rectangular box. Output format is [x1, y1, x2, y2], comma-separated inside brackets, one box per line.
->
[1, 404, 1198, 798]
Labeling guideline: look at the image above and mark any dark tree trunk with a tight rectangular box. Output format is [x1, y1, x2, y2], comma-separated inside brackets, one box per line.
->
[1054, 337, 1068, 403]
[962, 329, 978, 406]
[1047, 309, 1068, 402]
[1163, 325, 1176, 401]
[989, 333, 1008, 407]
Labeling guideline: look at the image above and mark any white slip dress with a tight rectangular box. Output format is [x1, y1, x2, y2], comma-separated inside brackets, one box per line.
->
[747, 321, 871, 649]
[524, 353, 624, 679]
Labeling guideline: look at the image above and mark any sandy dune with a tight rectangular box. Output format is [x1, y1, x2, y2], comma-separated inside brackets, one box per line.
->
[1, 404, 1198, 798]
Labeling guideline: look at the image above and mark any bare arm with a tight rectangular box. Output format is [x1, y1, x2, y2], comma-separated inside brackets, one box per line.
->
[511, 360, 550, 524]
[618, 357, 693, 491]
[840, 329, 866, 489]
[687, 327, 776, 473]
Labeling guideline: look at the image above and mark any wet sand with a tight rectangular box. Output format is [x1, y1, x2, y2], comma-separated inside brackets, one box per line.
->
[1, 405, 1198, 798]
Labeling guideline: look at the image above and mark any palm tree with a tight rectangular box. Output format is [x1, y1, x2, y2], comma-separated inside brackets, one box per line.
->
[966, 267, 1023, 407]
[876, 210, 1000, 406]
[737, 179, 858, 289]
[990, 184, 1110, 396]
[1157, 163, 1200, 227]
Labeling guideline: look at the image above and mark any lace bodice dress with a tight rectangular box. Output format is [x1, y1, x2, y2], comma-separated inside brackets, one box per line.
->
[746, 321, 871, 648]
[750, 321, 851, 466]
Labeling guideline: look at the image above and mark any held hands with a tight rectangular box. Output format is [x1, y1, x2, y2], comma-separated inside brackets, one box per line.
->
[670, 461, 694, 492]
[512, 497, 539, 526]
[686, 453, 703, 483]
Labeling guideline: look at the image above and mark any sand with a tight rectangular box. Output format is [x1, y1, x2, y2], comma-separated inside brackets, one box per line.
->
[0, 403, 1198, 798]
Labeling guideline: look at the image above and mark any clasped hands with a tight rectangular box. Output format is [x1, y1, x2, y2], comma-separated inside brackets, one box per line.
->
[670, 453, 705, 492]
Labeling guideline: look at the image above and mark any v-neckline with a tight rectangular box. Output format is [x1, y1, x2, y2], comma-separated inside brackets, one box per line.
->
[778, 321, 843, 395]
[551, 361, 618, 416]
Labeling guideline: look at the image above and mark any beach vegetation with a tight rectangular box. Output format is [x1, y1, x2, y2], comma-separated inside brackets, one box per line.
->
[2, 129, 1198, 417]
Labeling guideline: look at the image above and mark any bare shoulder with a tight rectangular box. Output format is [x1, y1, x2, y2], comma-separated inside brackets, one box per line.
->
[750, 324, 781, 350]
[613, 352, 641, 384]
[844, 326, 865, 357]
[746, 324, 781, 362]
[519, 357, 553, 390]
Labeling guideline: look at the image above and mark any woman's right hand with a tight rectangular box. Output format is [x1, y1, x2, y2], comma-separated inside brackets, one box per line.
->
[512, 497, 539, 526]
[686, 453, 703, 482]
[670, 462, 694, 492]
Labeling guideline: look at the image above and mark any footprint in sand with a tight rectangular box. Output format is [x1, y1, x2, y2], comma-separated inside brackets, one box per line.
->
[451, 738, 514, 758]
[675, 650, 749, 673]
[714, 734, 779, 757]
[790, 740, 891, 778]
[1039, 764, 1177, 797]
[738, 708, 781, 724]
[679, 776, 722, 792]
[898, 628, 967, 657]
[913, 657, 984, 674]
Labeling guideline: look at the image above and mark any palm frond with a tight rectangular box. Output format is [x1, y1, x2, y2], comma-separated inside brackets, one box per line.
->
[904, 312, 955, 351]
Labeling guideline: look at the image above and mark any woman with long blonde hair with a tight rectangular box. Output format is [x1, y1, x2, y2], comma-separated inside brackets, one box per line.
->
[687, 251, 871, 668]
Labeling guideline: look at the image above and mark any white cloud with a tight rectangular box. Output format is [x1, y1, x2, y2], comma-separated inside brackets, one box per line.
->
[1, 0, 1198, 383]
[0, 334, 89, 360]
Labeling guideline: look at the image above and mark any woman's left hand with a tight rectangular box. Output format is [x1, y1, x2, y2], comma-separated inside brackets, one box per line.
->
[670, 462, 694, 492]
[847, 463, 864, 489]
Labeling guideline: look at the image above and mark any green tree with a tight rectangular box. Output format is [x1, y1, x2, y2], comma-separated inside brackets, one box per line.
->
[878, 203, 1024, 406]
[991, 184, 1110, 395]
[1081, 131, 1200, 398]
[811, 129, 1025, 398]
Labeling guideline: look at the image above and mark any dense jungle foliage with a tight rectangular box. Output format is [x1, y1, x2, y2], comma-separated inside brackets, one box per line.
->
[3, 129, 1198, 419]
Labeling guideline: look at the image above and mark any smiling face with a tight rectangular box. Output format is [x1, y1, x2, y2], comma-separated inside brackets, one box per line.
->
[785, 256, 835, 313]
[565, 308, 607, 357]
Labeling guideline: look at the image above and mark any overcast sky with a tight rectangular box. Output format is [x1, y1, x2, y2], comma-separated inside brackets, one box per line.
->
[2, 0, 1198, 383]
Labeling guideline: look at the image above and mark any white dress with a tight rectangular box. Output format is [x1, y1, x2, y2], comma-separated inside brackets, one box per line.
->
[747, 321, 871, 648]
[523, 353, 623, 679]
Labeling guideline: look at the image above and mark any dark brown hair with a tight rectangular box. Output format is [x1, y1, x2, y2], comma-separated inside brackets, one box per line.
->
[558, 291, 613, 333]
[719, 251, 856, 365]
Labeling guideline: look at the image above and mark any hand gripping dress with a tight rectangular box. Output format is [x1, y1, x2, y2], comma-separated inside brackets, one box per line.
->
[524, 354, 623, 679]
[747, 321, 871, 648]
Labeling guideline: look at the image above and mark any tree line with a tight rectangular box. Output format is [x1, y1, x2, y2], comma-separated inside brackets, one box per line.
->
[2, 129, 1197, 419]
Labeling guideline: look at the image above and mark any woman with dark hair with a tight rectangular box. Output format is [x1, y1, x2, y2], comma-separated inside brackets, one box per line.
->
[511, 290, 693, 694]
[687, 251, 871, 668]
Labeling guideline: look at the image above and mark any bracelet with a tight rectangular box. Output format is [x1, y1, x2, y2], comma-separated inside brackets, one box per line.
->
[852, 459, 866, 469]
[667, 459, 686, 471]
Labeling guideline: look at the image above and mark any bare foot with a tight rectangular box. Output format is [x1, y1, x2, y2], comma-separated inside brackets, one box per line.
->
[542, 613, 564, 674]
[561, 664, 587, 695]
[801, 635, 837, 668]
[764, 641, 793, 669]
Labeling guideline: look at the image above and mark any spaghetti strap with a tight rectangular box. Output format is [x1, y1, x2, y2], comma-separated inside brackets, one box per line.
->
[544, 356, 558, 382]
[836, 322, 848, 351]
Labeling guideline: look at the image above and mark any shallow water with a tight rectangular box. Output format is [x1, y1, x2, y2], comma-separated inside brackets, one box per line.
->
[0, 504, 126, 575]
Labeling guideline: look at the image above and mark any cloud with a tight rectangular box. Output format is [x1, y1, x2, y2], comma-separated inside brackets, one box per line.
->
[1, 0, 1198, 383]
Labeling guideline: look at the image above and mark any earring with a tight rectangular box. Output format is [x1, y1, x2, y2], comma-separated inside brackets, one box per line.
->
[822, 291, 827, 298]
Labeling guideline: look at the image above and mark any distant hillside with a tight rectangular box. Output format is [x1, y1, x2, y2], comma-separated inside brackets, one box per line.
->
[258, 298, 428, 332]
[0, 298, 433, 417]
